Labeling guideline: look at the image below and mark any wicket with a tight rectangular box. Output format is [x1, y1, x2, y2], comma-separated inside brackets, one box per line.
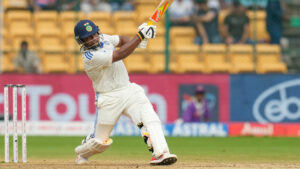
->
[4, 84, 27, 163]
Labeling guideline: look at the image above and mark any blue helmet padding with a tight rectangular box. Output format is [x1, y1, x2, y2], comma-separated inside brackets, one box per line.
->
[74, 20, 100, 44]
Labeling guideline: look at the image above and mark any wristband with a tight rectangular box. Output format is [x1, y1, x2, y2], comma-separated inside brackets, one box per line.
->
[137, 31, 145, 41]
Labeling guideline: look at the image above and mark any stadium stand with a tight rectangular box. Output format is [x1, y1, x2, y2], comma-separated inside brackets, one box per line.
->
[148, 29, 166, 73]
[1, 28, 14, 72]
[124, 49, 150, 73]
[247, 10, 269, 42]
[6, 10, 32, 29]
[229, 44, 255, 73]
[34, 11, 59, 30]
[3, 0, 28, 9]
[86, 12, 114, 35]
[113, 11, 137, 36]
[41, 51, 70, 73]
[256, 44, 287, 73]
[176, 53, 206, 73]
[169, 27, 199, 73]
[202, 44, 231, 73]
[0, 2, 291, 74]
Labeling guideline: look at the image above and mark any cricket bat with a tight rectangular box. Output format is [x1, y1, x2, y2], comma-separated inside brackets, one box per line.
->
[147, 0, 174, 25]
[139, 0, 173, 48]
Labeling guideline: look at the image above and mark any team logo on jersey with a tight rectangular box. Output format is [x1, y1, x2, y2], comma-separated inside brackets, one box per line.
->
[84, 22, 93, 32]
[84, 51, 93, 60]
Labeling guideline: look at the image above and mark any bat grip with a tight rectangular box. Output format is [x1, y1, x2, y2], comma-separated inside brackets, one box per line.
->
[147, 20, 154, 25]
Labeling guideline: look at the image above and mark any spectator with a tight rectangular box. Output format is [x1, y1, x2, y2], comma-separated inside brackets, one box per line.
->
[14, 41, 41, 73]
[266, 0, 289, 44]
[193, 0, 222, 44]
[169, 0, 194, 26]
[80, 0, 111, 13]
[207, 0, 223, 10]
[182, 85, 210, 122]
[29, 0, 59, 11]
[223, 1, 250, 44]
[61, 0, 80, 11]
[110, 0, 135, 12]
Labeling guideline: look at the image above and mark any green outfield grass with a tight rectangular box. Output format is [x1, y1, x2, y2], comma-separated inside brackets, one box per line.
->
[0, 136, 300, 164]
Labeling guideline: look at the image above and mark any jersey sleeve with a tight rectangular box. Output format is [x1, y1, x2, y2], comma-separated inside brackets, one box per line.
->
[103, 34, 120, 47]
[83, 49, 113, 69]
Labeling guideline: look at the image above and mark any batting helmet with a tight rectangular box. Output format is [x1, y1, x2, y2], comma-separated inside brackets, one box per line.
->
[74, 19, 100, 45]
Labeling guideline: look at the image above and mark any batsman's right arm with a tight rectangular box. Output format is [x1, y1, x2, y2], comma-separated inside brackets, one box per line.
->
[112, 24, 156, 62]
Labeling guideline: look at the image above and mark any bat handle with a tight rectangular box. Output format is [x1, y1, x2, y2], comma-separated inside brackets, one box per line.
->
[147, 20, 154, 25]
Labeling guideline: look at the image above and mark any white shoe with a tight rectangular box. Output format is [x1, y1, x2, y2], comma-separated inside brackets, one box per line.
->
[150, 153, 177, 165]
[76, 155, 89, 164]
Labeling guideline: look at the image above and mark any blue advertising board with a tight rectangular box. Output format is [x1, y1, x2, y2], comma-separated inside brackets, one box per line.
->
[230, 75, 300, 123]
[111, 117, 228, 137]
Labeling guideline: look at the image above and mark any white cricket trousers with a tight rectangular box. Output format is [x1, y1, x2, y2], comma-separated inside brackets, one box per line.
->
[92, 83, 160, 141]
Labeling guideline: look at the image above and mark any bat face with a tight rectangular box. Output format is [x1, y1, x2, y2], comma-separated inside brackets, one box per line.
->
[149, 0, 174, 24]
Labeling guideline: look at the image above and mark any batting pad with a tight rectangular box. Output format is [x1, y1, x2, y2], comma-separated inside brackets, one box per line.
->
[75, 138, 113, 159]
[145, 122, 169, 158]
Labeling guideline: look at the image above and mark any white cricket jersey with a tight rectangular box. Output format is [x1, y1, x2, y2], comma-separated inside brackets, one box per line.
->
[82, 34, 130, 93]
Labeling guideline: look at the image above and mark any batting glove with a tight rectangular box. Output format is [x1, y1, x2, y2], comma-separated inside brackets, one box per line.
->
[137, 24, 156, 40]
[137, 23, 149, 48]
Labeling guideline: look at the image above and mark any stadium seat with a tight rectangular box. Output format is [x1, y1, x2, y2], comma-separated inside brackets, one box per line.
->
[247, 10, 269, 41]
[148, 29, 165, 52]
[34, 11, 59, 31]
[60, 11, 79, 37]
[148, 36, 165, 52]
[124, 49, 150, 73]
[3, 0, 27, 9]
[6, 10, 32, 29]
[169, 27, 200, 73]
[113, 12, 137, 36]
[10, 28, 35, 51]
[1, 28, 11, 52]
[41, 52, 70, 73]
[147, 30, 166, 73]
[64, 36, 78, 52]
[77, 55, 85, 72]
[86, 12, 114, 35]
[37, 31, 63, 52]
[60, 11, 78, 27]
[1, 29, 15, 72]
[256, 44, 287, 73]
[202, 44, 230, 73]
[170, 27, 199, 52]
[149, 53, 165, 73]
[66, 52, 83, 73]
[87, 12, 111, 28]
[1, 54, 16, 72]
[175, 53, 205, 73]
[135, 0, 157, 14]
[229, 44, 255, 73]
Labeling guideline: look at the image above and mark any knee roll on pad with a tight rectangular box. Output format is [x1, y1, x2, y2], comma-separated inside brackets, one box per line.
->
[75, 138, 113, 159]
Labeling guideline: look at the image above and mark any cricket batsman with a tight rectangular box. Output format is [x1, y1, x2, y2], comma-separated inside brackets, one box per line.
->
[73, 19, 177, 165]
